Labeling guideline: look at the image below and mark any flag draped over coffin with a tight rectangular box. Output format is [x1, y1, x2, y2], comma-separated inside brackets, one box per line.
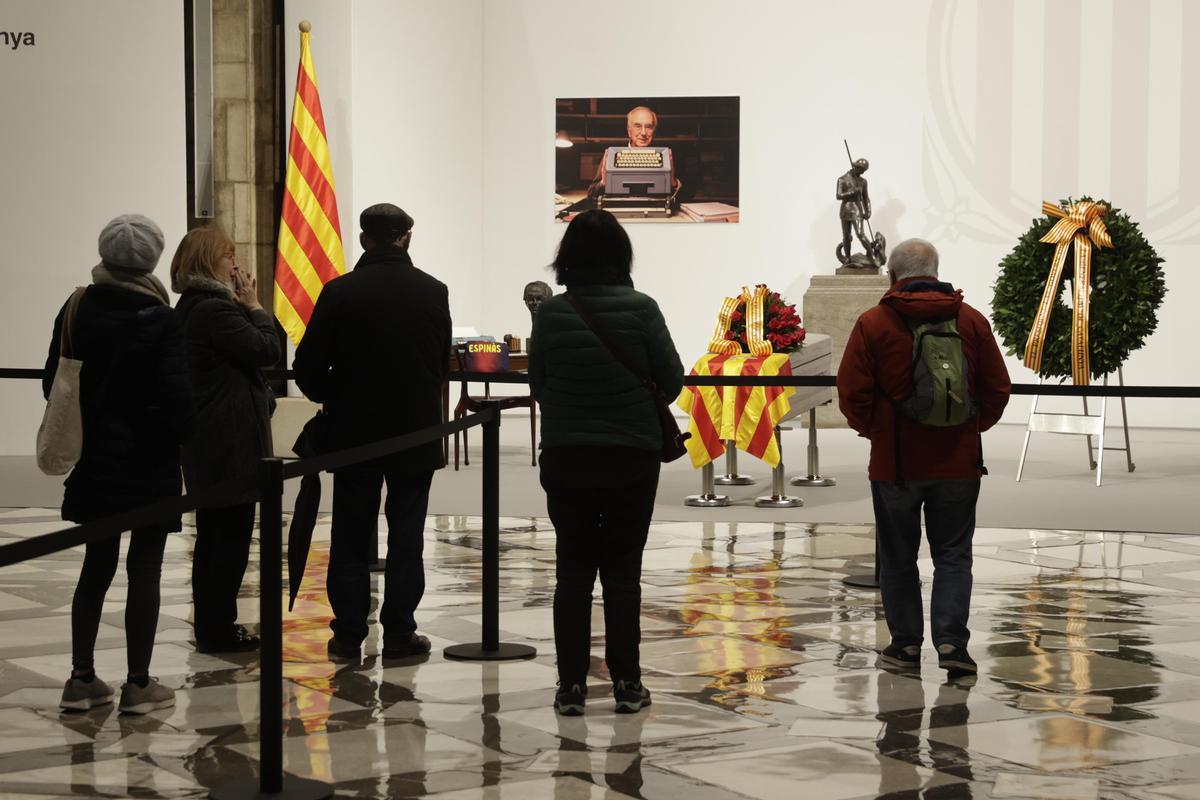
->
[676, 354, 796, 469]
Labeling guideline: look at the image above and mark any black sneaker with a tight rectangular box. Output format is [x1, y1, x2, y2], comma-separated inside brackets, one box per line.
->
[613, 680, 651, 714]
[327, 637, 362, 664]
[877, 642, 922, 669]
[196, 625, 260, 655]
[382, 633, 432, 660]
[936, 644, 977, 675]
[553, 683, 587, 716]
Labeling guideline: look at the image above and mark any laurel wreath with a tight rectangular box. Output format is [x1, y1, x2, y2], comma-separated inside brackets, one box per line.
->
[991, 199, 1166, 380]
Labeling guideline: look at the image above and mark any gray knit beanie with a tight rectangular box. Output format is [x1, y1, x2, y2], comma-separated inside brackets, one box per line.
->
[98, 214, 165, 273]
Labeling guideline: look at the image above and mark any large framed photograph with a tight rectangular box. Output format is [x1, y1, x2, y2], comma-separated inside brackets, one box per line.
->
[554, 96, 740, 223]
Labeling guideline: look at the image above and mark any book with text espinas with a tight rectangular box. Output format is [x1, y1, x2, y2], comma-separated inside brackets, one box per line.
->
[463, 340, 509, 372]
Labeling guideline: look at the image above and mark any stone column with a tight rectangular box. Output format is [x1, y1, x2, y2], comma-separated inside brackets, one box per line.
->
[801, 273, 891, 427]
[211, 0, 280, 307]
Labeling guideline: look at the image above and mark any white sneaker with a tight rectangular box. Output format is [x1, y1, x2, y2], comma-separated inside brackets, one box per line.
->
[118, 677, 175, 715]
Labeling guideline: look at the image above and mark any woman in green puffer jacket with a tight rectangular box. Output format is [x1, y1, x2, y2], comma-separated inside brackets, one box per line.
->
[529, 210, 683, 717]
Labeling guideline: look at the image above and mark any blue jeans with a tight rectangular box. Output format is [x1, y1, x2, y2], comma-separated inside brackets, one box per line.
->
[871, 479, 980, 649]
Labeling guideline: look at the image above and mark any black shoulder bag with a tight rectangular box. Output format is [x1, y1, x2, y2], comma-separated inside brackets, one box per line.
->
[565, 294, 690, 463]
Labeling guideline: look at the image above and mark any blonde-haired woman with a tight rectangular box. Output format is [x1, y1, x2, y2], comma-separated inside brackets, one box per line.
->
[171, 227, 279, 653]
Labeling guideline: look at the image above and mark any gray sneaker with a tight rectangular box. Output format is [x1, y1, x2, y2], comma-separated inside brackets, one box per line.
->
[118, 677, 175, 715]
[60, 675, 114, 711]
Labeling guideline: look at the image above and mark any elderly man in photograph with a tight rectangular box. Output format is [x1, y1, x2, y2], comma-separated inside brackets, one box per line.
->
[836, 239, 1010, 676]
[294, 203, 451, 663]
[588, 105, 679, 197]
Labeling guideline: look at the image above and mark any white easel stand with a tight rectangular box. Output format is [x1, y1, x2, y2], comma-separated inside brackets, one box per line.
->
[1016, 367, 1135, 487]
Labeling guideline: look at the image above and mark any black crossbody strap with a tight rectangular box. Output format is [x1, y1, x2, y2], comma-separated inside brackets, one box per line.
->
[565, 293, 658, 393]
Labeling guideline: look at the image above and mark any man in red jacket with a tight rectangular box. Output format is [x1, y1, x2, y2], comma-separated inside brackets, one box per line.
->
[837, 239, 1010, 675]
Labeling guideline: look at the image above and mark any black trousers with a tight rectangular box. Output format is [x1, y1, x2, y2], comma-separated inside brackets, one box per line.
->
[72, 528, 168, 676]
[327, 465, 433, 647]
[192, 502, 256, 643]
[540, 446, 660, 687]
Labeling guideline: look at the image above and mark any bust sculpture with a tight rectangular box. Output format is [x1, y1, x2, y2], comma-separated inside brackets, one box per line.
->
[523, 280, 553, 324]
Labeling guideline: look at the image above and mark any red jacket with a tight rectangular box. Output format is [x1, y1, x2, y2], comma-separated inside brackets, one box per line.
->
[837, 277, 1011, 481]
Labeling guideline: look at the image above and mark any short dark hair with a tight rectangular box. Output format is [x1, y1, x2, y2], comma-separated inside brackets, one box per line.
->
[551, 210, 633, 287]
[359, 203, 414, 244]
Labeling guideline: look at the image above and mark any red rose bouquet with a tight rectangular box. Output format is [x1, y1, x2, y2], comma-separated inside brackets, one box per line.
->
[723, 284, 806, 353]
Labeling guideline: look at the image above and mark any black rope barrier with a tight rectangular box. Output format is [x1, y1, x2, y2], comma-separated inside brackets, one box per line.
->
[0, 404, 536, 799]
[5, 367, 1199, 397]
[0, 474, 255, 568]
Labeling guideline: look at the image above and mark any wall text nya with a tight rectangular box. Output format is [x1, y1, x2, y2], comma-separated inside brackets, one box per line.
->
[1, 31, 35, 51]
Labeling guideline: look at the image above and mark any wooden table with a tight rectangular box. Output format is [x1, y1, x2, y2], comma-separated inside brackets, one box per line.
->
[442, 352, 530, 462]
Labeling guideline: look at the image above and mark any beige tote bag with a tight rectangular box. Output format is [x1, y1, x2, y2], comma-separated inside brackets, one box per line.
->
[36, 288, 87, 476]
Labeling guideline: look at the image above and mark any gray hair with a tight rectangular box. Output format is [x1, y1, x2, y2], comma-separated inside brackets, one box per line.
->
[889, 238, 939, 281]
[626, 106, 658, 127]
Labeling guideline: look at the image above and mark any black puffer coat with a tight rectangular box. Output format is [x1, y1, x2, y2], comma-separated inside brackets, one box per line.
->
[43, 286, 195, 528]
[175, 288, 280, 495]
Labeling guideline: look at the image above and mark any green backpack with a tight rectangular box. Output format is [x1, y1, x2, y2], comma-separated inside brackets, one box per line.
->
[895, 314, 975, 427]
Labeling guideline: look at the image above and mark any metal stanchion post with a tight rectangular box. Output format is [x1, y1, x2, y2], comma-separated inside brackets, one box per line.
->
[713, 443, 755, 485]
[790, 407, 837, 487]
[445, 402, 537, 661]
[211, 459, 330, 800]
[842, 528, 880, 590]
[756, 427, 803, 508]
[685, 461, 730, 507]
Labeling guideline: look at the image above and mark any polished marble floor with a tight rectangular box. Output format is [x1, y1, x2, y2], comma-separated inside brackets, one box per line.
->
[2, 510, 1200, 798]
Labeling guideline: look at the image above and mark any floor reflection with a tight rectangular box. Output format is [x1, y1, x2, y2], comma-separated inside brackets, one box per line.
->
[1, 513, 1200, 797]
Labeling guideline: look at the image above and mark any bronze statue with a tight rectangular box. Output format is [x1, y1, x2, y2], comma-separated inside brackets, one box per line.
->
[836, 142, 887, 271]
[523, 280, 553, 324]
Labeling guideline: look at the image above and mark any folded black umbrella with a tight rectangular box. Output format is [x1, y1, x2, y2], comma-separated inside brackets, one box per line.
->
[287, 411, 329, 612]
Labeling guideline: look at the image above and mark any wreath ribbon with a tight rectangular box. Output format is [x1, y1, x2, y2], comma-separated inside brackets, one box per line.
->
[744, 285, 773, 357]
[706, 286, 774, 356]
[707, 295, 743, 355]
[1023, 200, 1113, 385]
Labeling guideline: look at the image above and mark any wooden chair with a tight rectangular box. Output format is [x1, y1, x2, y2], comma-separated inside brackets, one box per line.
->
[452, 344, 537, 470]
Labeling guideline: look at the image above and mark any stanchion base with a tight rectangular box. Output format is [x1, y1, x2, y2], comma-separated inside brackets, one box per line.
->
[755, 495, 803, 508]
[685, 494, 730, 507]
[443, 642, 538, 662]
[210, 775, 333, 800]
[842, 572, 880, 590]
[713, 474, 755, 486]
[790, 476, 837, 487]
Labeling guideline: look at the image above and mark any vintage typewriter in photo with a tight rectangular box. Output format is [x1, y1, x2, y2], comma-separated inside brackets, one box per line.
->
[597, 146, 679, 218]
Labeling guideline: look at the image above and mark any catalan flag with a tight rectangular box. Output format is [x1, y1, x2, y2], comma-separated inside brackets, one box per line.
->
[676, 354, 796, 468]
[274, 21, 345, 346]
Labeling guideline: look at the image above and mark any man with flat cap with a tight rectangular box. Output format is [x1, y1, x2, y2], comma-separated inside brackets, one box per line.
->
[295, 203, 451, 662]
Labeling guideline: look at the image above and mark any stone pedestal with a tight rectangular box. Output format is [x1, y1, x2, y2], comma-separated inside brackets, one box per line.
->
[802, 273, 891, 427]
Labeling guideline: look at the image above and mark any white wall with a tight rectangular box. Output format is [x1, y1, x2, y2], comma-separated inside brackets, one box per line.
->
[4, 0, 1195, 458]
[284, 0, 484, 328]
[0, 0, 186, 454]
[480, 0, 1200, 428]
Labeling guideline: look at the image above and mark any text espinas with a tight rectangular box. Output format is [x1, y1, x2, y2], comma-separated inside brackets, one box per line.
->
[1, 31, 36, 50]
[468, 342, 503, 354]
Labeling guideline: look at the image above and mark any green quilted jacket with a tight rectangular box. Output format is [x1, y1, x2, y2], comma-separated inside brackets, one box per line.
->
[529, 284, 684, 451]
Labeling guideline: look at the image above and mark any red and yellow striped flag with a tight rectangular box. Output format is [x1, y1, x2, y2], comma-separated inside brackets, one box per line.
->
[274, 21, 345, 345]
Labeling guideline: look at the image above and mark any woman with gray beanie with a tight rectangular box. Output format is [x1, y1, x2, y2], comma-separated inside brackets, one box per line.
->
[171, 226, 279, 654]
[46, 214, 195, 714]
